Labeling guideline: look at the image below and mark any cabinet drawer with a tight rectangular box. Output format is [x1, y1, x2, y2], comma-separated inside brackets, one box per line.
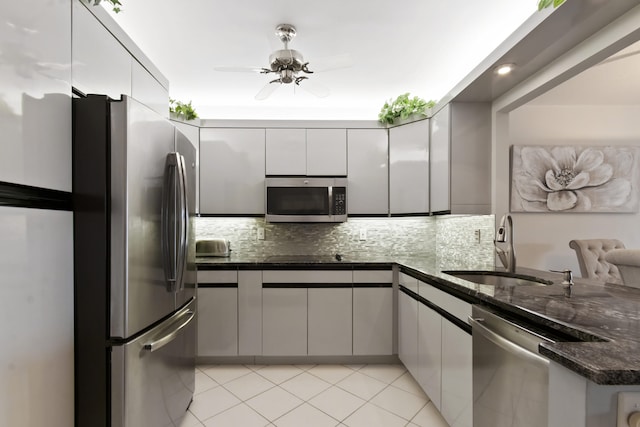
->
[399, 272, 419, 292]
[418, 281, 471, 324]
[353, 270, 393, 283]
[262, 270, 352, 284]
[197, 269, 238, 284]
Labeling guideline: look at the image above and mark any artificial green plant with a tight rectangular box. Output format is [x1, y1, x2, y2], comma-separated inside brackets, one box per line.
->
[537, 0, 566, 10]
[378, 93, 436, 125]
[169, 99, 199, 121]
[84, 0, 122, 13]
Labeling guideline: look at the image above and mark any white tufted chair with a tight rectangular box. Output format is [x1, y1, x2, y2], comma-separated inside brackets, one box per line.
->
[569, 239, 626, 284]
[604, 249, 640, 288]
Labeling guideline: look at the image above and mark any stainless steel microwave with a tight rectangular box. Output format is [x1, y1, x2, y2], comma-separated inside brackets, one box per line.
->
[265, 177, 347, 223]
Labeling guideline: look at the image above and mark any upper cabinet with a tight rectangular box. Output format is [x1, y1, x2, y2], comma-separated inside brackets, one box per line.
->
[448, 103, 491, 214]
[72, 2, 169, 116]
[389, 119, 430, 214]
[72, 1, 131, 99]
[265, 128, 306, 175]
[131, 61, 169, 118]
[0, 0, 72, 191]
[266, 128, 347, 176]
[306, 129, 347, 176]
[200, 128, 266, 214]
[347, 129, 389, 215]
[430, 105, 451, 213]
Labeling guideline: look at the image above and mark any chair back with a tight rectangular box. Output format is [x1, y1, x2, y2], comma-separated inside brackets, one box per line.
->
[569, 239, 625, 284]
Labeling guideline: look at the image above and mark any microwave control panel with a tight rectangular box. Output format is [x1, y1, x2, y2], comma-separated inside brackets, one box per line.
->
[333, 187, 346, 215]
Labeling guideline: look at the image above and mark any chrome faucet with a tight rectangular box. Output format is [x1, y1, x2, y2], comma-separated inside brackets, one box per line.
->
[495, 214, 516, 273]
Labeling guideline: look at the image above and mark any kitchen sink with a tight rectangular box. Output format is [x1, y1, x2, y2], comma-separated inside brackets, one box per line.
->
[442, 270, 553, 287]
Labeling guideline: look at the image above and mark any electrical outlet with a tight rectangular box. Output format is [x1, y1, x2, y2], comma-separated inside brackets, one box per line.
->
[257, 227, 265, 240]
[617, 392, 640, 427]
[359, 229, 367, 241]
[474, 229, 481, 244]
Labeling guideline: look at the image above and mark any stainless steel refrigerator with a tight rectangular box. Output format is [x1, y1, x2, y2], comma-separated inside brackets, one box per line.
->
[73, 95, 197, 427]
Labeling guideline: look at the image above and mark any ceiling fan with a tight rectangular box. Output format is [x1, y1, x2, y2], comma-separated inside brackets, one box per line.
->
[215, 23, 352, 100]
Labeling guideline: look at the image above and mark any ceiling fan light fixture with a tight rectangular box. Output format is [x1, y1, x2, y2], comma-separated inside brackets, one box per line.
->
[280, 69, 295, 84]
[269, 49, 306, 72]
[495, 63, 516, 75]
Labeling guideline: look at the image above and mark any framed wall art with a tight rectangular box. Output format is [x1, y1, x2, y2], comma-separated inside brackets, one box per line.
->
[510, 145, 640, 213]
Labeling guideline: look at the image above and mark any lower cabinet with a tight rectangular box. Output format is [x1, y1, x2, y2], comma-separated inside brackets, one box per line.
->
[308, 287, 353, 355]
[353, 287, 393, 355]
[261, 269, 354, 357]
[417, 302, 442, 409]
[197, 270, 238, 356]
[262, 287, 308, 356]
[398, 290, 419, 376]
[399, 273, 473, 427]
[353, 270, 393, 355]
[197, 267, 394, 359]
[441, 320, 473, 427]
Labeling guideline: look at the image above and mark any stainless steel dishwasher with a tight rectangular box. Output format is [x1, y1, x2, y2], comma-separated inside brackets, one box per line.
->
[469, 305, 556, 427]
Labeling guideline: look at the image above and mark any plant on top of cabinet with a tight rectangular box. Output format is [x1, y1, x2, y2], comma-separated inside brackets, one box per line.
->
[83, 0, 122, 13]
[378, 93, 436, 125]
[169, 99, 199, 121]
[537, 0, 565, 10]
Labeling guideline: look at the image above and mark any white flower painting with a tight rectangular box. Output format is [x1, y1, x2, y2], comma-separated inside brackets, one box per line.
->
[510, 145, 640, 213]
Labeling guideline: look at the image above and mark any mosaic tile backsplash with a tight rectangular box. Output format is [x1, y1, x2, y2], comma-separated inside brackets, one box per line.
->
[196, 215, 495, 270]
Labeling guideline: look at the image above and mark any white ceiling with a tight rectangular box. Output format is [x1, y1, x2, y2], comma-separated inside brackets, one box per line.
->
[102, 0, 539, 120]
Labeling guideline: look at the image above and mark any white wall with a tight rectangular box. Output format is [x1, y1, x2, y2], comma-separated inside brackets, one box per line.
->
[491, 3, 640, 276]
[505, 105, 640, 273]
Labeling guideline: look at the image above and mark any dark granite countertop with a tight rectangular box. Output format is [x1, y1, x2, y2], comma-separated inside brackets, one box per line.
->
[196, 255, 640, 385]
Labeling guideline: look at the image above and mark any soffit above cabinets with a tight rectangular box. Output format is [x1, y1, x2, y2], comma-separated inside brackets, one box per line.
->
[445, 0, 640, 106]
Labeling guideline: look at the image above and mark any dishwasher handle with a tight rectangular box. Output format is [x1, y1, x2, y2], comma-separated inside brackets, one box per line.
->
[468, 316, 550, 367]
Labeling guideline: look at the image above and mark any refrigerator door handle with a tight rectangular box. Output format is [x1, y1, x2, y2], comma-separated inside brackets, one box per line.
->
[161, 153, 181, 292]
[143, 310, 195, 352]
[176, 153, 189, 292]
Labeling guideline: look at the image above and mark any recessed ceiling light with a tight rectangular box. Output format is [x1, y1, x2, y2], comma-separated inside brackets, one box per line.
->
[495, 63, 516, 75]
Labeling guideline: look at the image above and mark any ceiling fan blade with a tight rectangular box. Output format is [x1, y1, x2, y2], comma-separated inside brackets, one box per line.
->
[310, 53, 354, 72]
[298, 80, 330, 98]
[255, 82, 280, 100]
[214, 66, 265, 73]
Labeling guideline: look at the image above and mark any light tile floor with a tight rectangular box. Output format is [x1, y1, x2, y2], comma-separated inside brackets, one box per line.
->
[180, 363, 450, 427]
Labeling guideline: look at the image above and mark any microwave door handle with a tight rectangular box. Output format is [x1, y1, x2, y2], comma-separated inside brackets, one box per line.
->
[328, 186, 333, 215]
[161, 153, 180, 292]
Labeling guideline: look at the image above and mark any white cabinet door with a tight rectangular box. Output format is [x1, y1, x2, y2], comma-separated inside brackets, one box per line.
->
[308, 287, 352, 355]
[417, 302, 442, 409]
[1, 0, 72, 191]
[265, 128, 306, 175]
[353, 287, 393, 355]
[430, 105, 450, 213]
[398, 290, 419, 378]
[197, 287, 238, 356]
[200, 128, 265, 214]
[441, 320, 472, 427]
[0, 207, 74, 427]
[389, 120, 430, 214]
[197, 270, 238, 357]
[449, 103, 491, 214]
[306, 129, 347, 176]
[131, 60, 169, 118]
[262, 288, 307, 356]
[352, 269, 393, 355]
[347, 129, 389, 215]
[238, 270, 262, 356]
[72, 1, 131, 99]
